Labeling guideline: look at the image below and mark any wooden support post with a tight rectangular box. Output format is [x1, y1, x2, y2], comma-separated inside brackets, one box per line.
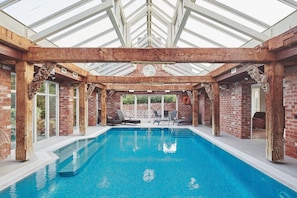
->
[15, 62, 34, 161]
[79, 81, 87, 135]
[101, 89, 107, 126]
[192, 90, 199, 126]
[265, 62, 285, 162]
[212, 82, 220, 136]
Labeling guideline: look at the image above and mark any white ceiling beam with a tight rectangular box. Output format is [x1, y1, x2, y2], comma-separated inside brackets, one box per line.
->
[179, 38, 200, 48]
[184, 28, 226, 47]
[0, 0, 20, 9]
[189, 14, 249, 43]
[278, 0, 297, 9]
[163, 65, 192, 76]
[50, 13, 109, 42]
[128, 6, 148, 25]
[30, 2, 112, 42]
[29, 0, 94, 28]
[106, 0, 127, 46]
[151, 7, 170, 26]
[185, 1, 269, 42]
[170, 0, 192, 47]
[203, 0, 270, 29]
[73, 28, 114, 47]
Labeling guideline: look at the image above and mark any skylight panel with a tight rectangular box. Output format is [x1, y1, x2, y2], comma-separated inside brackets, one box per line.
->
[183, 16, 248, 47]
[122, 0, 145, 21]
[48, 15, 113, 47]
[3, 0, 80, 26]
[218, 0, 295, 25]
[28, 0, 104, 32]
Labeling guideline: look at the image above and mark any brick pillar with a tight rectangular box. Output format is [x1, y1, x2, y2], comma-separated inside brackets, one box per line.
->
[59, 83, 74, 136]
[88, 92, 97, 126]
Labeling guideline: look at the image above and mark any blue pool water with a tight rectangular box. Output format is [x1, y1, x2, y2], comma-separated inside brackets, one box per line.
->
[1, 128, 297, 197]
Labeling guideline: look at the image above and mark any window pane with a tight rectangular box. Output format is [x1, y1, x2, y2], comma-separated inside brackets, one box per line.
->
[49, 96, 57, 137]
[10, 92, 16, 149]
[73, 98, 77, 127]
[49, 82, 56, 94]
[37, 95, 46, 141]
[37, 83, 45, 93]
[11, 73, 16, 90]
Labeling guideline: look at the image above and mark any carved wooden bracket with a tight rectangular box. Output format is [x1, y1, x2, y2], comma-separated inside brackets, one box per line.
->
[0, 128, 10, 146]
[245, 64, 270, 93]
[28, 62, 56, 100]
[87, 83, 96, 99]
[202, 83, 213, 102]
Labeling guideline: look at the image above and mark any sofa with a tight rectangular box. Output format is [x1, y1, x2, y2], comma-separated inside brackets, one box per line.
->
[252, 112, 266, 129]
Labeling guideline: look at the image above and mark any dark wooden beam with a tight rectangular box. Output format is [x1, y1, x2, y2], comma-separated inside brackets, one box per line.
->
[0, 43, 23, 60]
[25, 47, 276, 63]
[0, 26, 34, 51]
[87, 75, 214, 84]
[275, 45, 297, 61]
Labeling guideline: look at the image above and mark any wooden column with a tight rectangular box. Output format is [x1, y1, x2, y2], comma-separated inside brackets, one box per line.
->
[15, 61, 34, 161]
[212, 82, 220, 136]
[265, 62, 285, 162]
[100, 89, 107, 126]
[192, 90, 199, 126]
[79, 81, 87, 135]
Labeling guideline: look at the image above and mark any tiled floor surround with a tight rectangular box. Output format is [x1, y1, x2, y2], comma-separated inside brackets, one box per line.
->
[0, 123, 297, 193]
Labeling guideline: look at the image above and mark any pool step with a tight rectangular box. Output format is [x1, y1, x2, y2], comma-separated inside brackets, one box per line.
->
[171, 130, 193, 138]
[58, 140, 104, 177]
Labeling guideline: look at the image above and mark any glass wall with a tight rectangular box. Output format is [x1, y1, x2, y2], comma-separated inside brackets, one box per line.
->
[34, 81, 59, 142]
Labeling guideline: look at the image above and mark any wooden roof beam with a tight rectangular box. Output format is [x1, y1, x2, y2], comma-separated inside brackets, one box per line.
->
[25, 47, 276, 63]
[87, 75, 214, 84]
[0, 25, 35, 51]
[0, 43, 23, 60]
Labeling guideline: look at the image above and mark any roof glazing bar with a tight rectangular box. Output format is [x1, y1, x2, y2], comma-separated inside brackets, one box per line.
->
[185, 1, 269, 42]
[203, 0, 270, 28]
[189, 14, 249, 42]
[184, 28, 226, 47]
[278, 0, 297, 9]
[30, 2, 113, 42]
[0, 0, 20, 10]
[29, 0, 93, 28]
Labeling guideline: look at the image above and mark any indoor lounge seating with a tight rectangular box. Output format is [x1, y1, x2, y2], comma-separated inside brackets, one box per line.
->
[116, 109, 141, 124]
[252, 112, 266, 129]
[153, 110, 178, 125]
[174, 115, 192, 126]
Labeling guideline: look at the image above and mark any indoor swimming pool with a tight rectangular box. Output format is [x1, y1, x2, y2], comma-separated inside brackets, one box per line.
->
[1, 128, 296, 197]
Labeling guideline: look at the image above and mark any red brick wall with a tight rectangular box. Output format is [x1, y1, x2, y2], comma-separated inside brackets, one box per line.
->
[59, 83, 74, 136]
[177, 93, 193, 119]
[0, 68, 11, 160]
[88, 92, 97, 126]
[284, 66, 297, 158]
[199, 92, 211, 126]
[220, 82, 251, 138]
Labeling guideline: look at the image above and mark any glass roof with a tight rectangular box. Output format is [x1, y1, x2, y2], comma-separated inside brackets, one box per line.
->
[1, 0, 296, 76]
